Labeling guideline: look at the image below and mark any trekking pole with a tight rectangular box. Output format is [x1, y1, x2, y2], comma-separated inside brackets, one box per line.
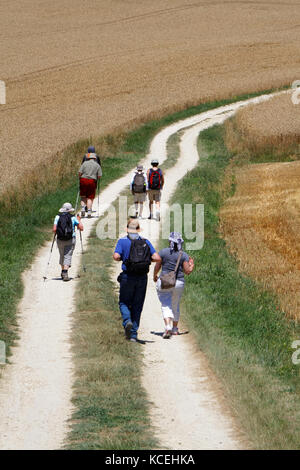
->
[79, 230, 86, 273]
[43, 233, 56, 282]
[74, 188, 80, 215]
[97, 181, 100, 217]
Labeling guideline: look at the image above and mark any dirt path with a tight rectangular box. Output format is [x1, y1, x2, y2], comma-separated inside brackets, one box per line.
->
[0, 92, 284, 449]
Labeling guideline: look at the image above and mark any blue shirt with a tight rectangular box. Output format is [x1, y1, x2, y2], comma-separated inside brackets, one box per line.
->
[114, 236, 156, 272]
[54, 214, 79, 238]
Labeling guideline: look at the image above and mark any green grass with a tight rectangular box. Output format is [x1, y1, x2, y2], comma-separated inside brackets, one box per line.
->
[169, 123, 300, 449]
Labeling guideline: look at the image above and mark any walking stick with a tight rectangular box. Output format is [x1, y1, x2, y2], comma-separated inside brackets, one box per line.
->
[74, 188, 80, 215]
[97, 179, 100, 217]
[79, 230, 86, 273]
[43, 233, 56, 282]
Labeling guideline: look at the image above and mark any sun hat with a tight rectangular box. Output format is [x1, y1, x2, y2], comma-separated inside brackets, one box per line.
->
[151, 159, 159, 166]
[59, 202, 75, 213]
[169, 231, 184, 251]
[88, 146, 95, 153]
[127, 219, 141, 233]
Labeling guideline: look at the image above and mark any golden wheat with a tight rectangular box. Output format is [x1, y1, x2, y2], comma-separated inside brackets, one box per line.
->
[225, 93, 300, 156]
[220, 160, 300, 320]
[1, 0, 300, 195]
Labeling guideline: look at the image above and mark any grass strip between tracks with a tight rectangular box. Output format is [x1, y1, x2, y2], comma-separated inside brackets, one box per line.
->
[171, 123, 300, 449]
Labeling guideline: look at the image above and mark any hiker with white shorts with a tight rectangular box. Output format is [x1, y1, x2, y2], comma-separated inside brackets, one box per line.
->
[53, 202, 84, 282]
[130, 165, 147, 218]
[153, 232, 194, 338]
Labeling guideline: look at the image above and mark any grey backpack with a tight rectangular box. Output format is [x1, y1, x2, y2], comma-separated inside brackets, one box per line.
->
[133, 172, 145, 193]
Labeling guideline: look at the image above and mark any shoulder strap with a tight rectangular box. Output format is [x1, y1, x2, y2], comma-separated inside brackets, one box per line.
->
[174, 251, 183, 276]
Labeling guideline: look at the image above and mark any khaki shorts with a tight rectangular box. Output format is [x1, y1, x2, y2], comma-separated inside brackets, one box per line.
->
[57, 238, 76, 267]
[148, 189, 161, 202]
[133, 192, 146, 203]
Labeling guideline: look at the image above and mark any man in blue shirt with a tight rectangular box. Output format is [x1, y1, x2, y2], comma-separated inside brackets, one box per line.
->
[113, 219, 161, 342]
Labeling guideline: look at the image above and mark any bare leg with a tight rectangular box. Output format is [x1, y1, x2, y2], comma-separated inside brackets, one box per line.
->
[139, 202, 143, 217]
[81, 197, 87, 215]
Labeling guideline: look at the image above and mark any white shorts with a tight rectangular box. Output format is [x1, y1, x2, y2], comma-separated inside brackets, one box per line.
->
[156, 279, 185, 322]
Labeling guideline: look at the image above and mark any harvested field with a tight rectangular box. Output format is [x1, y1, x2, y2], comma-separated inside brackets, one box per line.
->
[1, 0, 300, 194]
[225, 92, 300, 155]
[220, 160, 300, 321]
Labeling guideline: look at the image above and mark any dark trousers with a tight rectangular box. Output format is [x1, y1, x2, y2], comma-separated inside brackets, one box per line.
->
[118, 272, 148, 339]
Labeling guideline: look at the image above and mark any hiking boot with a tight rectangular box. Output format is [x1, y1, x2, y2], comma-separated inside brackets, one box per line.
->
[163, 330, 171, 339]
[81, 209, 85, 217]
[62, 270, 70, 282]
[125, 321, 133, 340]
[172, 327, 179, 335]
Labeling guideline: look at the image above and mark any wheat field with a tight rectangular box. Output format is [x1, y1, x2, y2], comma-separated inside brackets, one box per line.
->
[221, 91, 300, 319]
[1, 0, 300, 194]
[225, 92, 300, 156]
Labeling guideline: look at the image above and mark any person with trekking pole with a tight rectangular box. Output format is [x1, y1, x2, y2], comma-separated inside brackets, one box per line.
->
[78, 151, 102, 218]
[147, 159, 164, 221]
[153, 232, 194, 338]
[53, 202, 84, 281]
[82, 146, 101, 166]
[130, 165, 147, 219]
[113, 218, 161, 342]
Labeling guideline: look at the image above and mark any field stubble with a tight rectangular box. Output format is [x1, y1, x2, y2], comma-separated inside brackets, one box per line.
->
[1, 0, 300, 195]
[221, 93, 300, 320]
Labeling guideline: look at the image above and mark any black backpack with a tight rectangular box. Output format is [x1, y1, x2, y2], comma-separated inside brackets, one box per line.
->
[125, 237, 151, 275]
[133, 172, 145, 193]
[82, 154, 101, 166]
[56, 213, 73, 241]
[149, 169, 162, 190]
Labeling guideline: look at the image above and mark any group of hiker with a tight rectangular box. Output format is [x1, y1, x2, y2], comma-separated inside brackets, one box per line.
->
[113, 222, 194, 342]
[52, 146, 194, 339]
[130, 159, 164, 221]
[52, 146, 100, 282]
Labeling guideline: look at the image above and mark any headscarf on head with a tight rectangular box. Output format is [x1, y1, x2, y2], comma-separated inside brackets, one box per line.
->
[169, 232, 184, 253]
